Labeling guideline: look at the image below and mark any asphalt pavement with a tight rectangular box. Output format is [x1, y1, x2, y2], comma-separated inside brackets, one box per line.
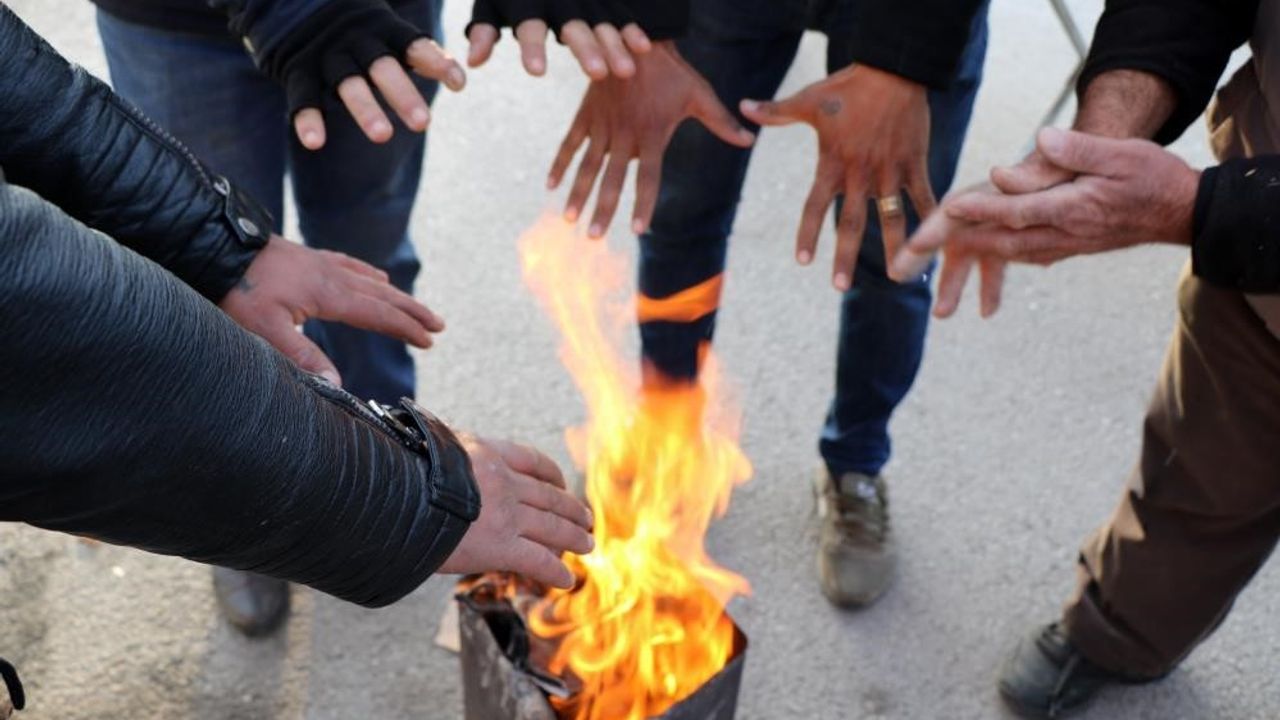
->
[2, 1, 1277, 718]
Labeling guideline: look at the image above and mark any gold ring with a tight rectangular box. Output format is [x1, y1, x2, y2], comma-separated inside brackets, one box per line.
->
[877, 195, 904, 218]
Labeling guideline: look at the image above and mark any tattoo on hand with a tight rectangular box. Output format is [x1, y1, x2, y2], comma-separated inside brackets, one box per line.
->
[819, 98, 842, 117]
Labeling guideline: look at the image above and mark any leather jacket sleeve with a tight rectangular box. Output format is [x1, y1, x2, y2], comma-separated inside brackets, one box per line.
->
[0, 181, 480, 608]
[0, 6, 270, 303]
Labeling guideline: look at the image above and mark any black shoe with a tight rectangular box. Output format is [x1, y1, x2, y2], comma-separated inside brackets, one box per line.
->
[212, 567, 291, 637]
[999, 622, 1157, 719]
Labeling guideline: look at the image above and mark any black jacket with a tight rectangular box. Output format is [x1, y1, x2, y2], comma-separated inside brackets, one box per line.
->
[0, 6, 480, 607]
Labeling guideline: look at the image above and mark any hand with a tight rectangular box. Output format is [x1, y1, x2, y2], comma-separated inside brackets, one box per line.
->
[466, 0, 651, 79]
[549, 41, 755, 238]
[894, 128, 1200, 317]
[741, 64, 934, 291]
[219, 236, 445, 384]
[440, 436, 595, 588]
[256, 0, 467, 150]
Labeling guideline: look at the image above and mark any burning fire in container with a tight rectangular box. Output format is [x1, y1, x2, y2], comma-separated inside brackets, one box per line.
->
[459, 215, 753, 720]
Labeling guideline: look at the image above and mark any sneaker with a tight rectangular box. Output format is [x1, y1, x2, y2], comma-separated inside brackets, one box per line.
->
[999, 622, 1158, 718]
[212, 567, 291, 637]
[814, 471, 895, 608]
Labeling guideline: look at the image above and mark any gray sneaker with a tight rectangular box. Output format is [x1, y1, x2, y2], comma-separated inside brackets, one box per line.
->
[814, 471, 896, 608]
[212, 567, 291, 637]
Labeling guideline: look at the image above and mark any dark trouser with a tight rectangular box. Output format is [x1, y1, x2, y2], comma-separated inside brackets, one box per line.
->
[639, 0, 988, 477]
[95, 1, 442, 404]
[1064, 265, 1280, 678]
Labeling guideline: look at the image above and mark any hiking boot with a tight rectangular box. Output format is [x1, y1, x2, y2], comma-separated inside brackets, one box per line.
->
[814, 471, 895, 608]
[212, 567, 291, 637]
[999, 622, 1159, 718]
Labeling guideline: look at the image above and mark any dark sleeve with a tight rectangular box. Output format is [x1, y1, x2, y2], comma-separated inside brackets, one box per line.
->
[1078, 0, 1259, 144]
[842, 0, 986, 89]
[1191, 156, 1280, 293]
[619, 0, 689, 41]
[0, 181, 480, 608]
[0, 6, 269, 302]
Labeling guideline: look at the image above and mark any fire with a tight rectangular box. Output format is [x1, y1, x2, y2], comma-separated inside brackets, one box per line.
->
[518, 215, 752, 720]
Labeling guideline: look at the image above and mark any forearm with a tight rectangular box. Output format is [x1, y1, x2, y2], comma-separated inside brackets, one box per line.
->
[1073, 69, 1178, 139]
[0, 183, 478, 608]
[0, 6, 267, 301]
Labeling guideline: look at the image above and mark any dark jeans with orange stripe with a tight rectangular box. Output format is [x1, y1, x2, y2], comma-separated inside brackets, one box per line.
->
[638, 0, 988, 477]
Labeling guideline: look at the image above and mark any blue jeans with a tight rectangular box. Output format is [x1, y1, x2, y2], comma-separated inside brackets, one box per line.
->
[96, 2, 442, 404]
[640, 0, 988, 477]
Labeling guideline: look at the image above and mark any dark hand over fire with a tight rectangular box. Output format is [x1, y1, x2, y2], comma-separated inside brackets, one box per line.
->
[549, 40, 755, 238]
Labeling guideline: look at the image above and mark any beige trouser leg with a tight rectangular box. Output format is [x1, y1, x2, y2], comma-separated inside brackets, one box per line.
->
[1063, 264, 1280, 678]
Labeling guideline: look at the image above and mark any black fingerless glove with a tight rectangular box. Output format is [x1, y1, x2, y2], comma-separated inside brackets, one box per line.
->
[238, 0, 429, 119]
[1192, 156, 1280, 293]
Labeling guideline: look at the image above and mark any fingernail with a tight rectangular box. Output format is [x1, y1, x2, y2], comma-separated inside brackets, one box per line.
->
[565, 207, 579, 222]
[302, 130, 321, 147]
[1039, 126, 1066, 155]
[589, 223, 603, 237]
[739, 128, 756, 142]
[321, 370, 341, 385]
[448, 67, 466, 88]
[587, 59, 606, 76]
[833, 272, 850, 291]
[586, 507, 595, 528]
[411, 107, 429, 127]
[585, 534, 596, 552]
[796, 249, 812, 265]
[371, 120, 390, 137]
[546, 176, 558, 190]
[741, 99, 759, 113]
[529, 58, 545, 74]
[632, 218, 646, 235]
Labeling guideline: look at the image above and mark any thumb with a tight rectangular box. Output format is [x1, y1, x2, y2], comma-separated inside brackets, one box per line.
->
[739, 95, 807, 128]
[273, 324, 342, 386]
[1035, 127, 1124, 176]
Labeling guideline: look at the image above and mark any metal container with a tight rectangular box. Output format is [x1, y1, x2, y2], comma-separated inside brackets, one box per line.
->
[457, 585, 747, 720]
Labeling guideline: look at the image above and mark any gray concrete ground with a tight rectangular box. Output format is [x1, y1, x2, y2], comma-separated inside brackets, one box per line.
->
[2, 1, 1277, 718]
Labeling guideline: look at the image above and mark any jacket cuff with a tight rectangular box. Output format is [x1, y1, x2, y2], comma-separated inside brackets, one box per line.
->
[183, 176, 272, 302]
[1192, 157, 1280, 293]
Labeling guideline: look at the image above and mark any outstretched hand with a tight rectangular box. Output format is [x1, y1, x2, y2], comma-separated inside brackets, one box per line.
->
[219, 236, 445, 385]
[741, 64, 933, 291]
[549, 40, 755, 238]
[440, 436, 595, 589]
[892, 128, 1200, 318]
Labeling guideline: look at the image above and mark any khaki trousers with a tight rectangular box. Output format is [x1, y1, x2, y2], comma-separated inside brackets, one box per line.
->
[1063, 264, 1280, 679]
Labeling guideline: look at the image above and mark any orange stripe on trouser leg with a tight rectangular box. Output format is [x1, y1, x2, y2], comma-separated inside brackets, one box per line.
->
[635, 274, 725, 324]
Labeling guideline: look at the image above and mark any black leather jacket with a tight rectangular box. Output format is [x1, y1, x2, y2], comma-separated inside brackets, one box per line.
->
[0, 6, 480, 608]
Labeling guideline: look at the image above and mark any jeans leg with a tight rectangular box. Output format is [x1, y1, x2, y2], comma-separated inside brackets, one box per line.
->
[639, 30, 802, 382]
[818, 7, 989, 476]
[288, 0, 440, 404]
[95, 10, 287, 224]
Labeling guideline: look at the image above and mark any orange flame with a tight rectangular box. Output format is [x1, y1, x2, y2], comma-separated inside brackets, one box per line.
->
[518, 215, 752, 720]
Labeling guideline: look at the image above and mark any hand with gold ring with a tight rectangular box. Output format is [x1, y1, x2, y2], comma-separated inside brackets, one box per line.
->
[741, 64, 935, 291]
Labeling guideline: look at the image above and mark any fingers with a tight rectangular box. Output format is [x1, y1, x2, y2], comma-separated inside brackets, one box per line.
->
[946, 184, 1077, 230]
[294, 108, 327, 150]
[467, 23, 499, 68]
[516, 504, 594, 556]
[905, 163, 937, 220]
[588, 139, 634, 237]
[406, 37, 467, 92]
[513, 474, 593, 533]
[978, 258, 1006, 318]
[548, 106, 590, 190]
[491, 440, 568, 488]
[1035, 127, 1127, 177]
[889, 205, 949, 282]
[333, 253, 389, 282]
[739, 96, 807, 128]
[337, 76, 394, 143]
[932, 251, 975, 319]
[592, 23, 635, 78]
[795, 158, 841, 266]
[560, 20, 608, 79]
[324, 284, 437, 347]
[691, 89, 755, 148]
[833, 176, 868, 291]
[619, 23, 651, 54]
[565, 137, 607, 223]
[511, 538, 576, 588]
[631, 144, 663, 235]
[991, 150, 1074, 195]
[355, 274, 446, 332]
[514, 19, 549, 76]
[876, 185, 908, 264]
[368, 56, 431, 132]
